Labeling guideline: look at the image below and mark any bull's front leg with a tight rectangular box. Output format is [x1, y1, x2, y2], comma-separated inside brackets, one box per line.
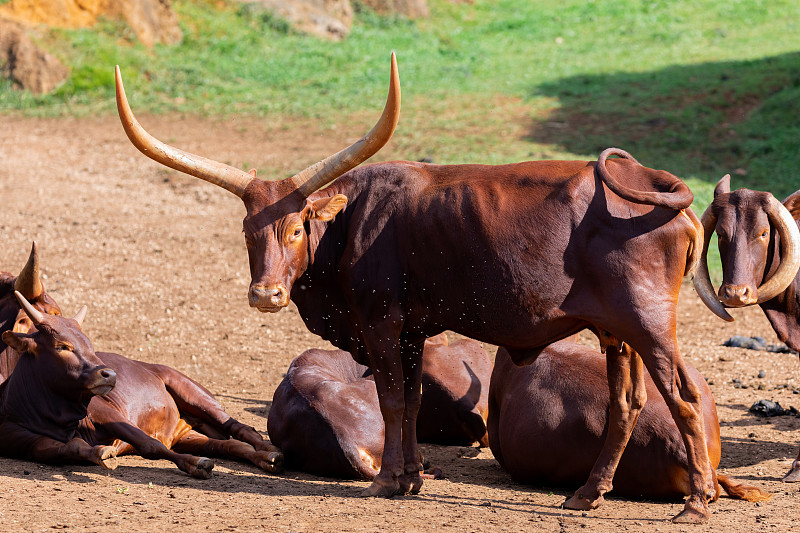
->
[0, 423, 117, 469]
[564, 340, 646, 510]
[398, 336, 426, 494]
[360, 322, 407, 498]
[783, 448, 800, 482]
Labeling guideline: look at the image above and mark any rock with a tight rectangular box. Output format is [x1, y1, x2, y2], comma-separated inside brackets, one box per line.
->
[0, 20, 69, 94]
[238, 0, 353, 41]
[723, 335, 796, 354]
[750, 399, 800, 417]
[359, 0, 429, 18]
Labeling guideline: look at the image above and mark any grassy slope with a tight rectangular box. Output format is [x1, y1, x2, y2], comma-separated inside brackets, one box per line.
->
[2, 0, 800, 273]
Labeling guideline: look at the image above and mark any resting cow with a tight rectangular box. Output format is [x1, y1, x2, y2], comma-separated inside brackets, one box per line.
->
[489, 339, 770, 502]
[0, 292, 283, 476]
[268, 334, 490, 479]
[693, 175, 800, 481]
[118, 55, 715, 521]
[0, 242, 61, 382]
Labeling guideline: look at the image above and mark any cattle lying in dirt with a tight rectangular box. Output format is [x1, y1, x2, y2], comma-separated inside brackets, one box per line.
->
[268, 334, 490, 479]
[694, 175, 800, 481]
[118, 55, 718, 522]
[0, 242, 62, 383]
[0, 291, 283, 476]
[488, 339, 770, 502]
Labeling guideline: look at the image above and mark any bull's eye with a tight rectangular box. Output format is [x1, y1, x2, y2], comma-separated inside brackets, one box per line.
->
[292, 227, 303, 239]
[56, 344, 72, 352]
[761, 230, 769, 238]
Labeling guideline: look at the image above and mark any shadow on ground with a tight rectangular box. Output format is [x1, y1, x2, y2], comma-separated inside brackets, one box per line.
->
[529, 51, 800, 198]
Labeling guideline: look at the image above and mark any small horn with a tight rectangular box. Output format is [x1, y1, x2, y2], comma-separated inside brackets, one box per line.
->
[692, 206, 735, 321]
[289, 52, 401, 197]
[14, 241, 44, 300]
[756, 195, 800, 302]
[116, 66, 254, 198]
[73, 305, 88, 326]
[14, 291, 45, 325]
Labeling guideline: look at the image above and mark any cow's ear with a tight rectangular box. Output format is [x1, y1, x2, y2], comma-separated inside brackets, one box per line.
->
[714, 174, 731, 198]
[783, 191, 800, 221]
[306, 194, 348, 222]
[1, 331, 36, 354]
[12, 313, 33, 334]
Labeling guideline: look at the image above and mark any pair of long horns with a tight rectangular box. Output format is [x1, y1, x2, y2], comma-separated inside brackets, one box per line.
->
[116, 53, 401, 199]
[14, 242, 43, 300]
[14, 291, 86, 326]
[693, 175, 800, 321]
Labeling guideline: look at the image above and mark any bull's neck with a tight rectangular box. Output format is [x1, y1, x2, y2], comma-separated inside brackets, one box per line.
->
[0, 358, 89, 440]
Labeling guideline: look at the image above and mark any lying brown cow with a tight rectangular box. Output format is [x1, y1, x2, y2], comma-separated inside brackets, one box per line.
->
[268, 334, 490, 479]
[0, 292, 283, 476]
[694, 175, 800, 481]
[0, 242, 62, 382]
[489, 339, 770, 502]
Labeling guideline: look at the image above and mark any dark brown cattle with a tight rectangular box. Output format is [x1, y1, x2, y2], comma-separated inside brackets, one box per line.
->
[268, 334, 490, 479]
[489, 339, 770, 502]
[0, 242, 62, 382]
[0, 292, 283, 476]
[117, 55, 716, 521]
[694, 175, 800, 481]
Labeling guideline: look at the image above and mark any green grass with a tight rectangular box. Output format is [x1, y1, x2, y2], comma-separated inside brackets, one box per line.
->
[2, 0, 800, 279]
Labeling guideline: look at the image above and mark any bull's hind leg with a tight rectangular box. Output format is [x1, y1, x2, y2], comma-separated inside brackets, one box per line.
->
[564, 339, 646, 510]
[172, 429, 276, 472]
[643, 348, 714, 523]
[782, 445, 800, 482]
[147, 363, 283, 471]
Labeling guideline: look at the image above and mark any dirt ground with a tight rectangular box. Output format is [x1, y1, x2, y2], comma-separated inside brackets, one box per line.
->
[2, 114, 800, 532]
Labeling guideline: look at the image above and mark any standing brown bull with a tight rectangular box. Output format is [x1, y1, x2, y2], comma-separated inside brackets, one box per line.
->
[489, 339, 770, 502]
[0, 292, 283, 476]
[117, 55, 715, 521]
[693, 174, 800, 481]
[0, 242, 62, 382]
[268, 334, 491, 479]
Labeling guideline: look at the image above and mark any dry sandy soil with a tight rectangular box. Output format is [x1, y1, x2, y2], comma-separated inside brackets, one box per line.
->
[2, 114, 800, 532]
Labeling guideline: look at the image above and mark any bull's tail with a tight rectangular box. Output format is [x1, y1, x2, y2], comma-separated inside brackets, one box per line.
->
[595, 148, 694, 210]
[717, 474, 772, 502]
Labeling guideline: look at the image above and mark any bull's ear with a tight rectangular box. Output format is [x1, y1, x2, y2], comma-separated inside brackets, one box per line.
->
[12, 313, 34, 334]
[783, 190, 800, 221]
[714, 174, 731, 198]
[1, 331, 36, 355]
[306, 194, 348, 222]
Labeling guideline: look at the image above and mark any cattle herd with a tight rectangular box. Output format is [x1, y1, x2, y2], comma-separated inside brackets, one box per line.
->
[2, 53, 799, 525]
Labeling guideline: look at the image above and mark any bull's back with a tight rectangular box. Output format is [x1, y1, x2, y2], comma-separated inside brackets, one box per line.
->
[488, 341, 719, 499]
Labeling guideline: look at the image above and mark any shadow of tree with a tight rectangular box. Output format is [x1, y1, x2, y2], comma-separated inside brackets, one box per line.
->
[529, 51, 800, 198]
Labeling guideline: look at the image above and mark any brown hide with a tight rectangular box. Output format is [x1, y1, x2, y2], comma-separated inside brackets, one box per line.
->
[701, 181, 800, 482]
[267, 334, 491, 479]
[489, 341, 721, 500]
[0, 298, 282, 477]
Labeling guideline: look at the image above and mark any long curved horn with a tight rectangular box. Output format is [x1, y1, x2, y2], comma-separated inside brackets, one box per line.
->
[756, 195, 800, 302]
[289, 52, 401, 197]
[14, 291, 45, 325]
[692, 206, 734, 321]
[116, 67, 254, 198]
[15, 241, 44, 300]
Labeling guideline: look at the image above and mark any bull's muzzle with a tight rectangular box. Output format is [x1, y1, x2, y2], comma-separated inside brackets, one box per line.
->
[249, 284, 289, 312]
[89, 367, 117, 396]
[718, 284, 757, 307]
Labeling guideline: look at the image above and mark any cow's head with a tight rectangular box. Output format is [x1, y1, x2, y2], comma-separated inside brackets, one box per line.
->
[1, 292, 116, 398]
[1, 242, 62, 338]
[116, 55, 400, 312]
[693, 175, 800, 321]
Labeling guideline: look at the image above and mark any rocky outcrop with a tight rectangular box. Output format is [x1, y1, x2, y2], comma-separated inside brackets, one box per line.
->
[0, 20, 69, 94]
[240, 0, 353, 41]
[359, 0, 429, 18]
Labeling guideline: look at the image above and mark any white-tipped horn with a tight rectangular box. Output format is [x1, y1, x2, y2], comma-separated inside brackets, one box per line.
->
[73, 305, 88, 326]
[116, 66, 254, 198]
[289, 52, 401, 197]
[13, 290, 45, 325]
[756, 195, 800, 302]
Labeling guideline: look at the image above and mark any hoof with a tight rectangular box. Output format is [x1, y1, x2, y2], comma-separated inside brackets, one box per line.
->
[188, 457, 214, 479]
[360, 479, 400, 498]
[563, 493, 603, 511]
[671, 507, 709, 524]
[783, 466, 800, 483]
[95, 446, 118, 470]
[253, 451, 284, 474]
[399, 471, 423, 495]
